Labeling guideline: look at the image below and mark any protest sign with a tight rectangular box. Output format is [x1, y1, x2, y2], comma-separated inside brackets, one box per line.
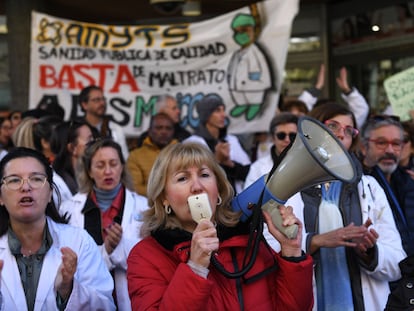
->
[384, 66, 414, 121]
[29, 0, 299, 136]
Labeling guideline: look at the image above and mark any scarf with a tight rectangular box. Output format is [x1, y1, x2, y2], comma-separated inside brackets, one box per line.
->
[93, 183, 122, 212]
[316, 181, 353, 311]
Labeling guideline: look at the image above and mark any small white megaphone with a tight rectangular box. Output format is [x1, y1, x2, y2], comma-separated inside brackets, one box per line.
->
[232, 116, 357, 238]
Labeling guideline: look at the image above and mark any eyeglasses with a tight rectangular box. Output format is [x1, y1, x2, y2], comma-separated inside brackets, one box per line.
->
[403, 135, 410, 144]
[367, 138, 404, 151]
[274, 132, 296, 141]
[324, 120, 359, 138]
[1, 174, 48, 191]
[89, 97, 106, 103]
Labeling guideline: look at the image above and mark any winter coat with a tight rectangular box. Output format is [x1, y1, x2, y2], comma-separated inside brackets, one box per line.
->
[385, 255, 414, 311]
[127, 224, 314, 311]
[284, 172, 406, 311]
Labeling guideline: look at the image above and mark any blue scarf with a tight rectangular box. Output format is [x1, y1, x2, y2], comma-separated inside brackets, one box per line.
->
[93, 183, 122, 212]
[316, 181, 353, 311]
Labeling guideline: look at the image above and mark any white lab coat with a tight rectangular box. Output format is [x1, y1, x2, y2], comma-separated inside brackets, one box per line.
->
[265, 175, 406, 311]
[244, 154, 273, 189]
[52, 171, 73, 208]
[59, 189, 148, 311]
[0, 218, 115, 311]
[108, 122, 129, 160]
[228, 44, 272, 105]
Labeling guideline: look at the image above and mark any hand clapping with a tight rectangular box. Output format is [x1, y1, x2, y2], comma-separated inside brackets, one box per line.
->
[54, 247, 77, 300]
[104, 222, 123, 254]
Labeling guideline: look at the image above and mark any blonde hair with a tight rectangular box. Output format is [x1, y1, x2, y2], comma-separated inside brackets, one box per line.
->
[12, 117, 36, 149]
[141, 142, 239, 237]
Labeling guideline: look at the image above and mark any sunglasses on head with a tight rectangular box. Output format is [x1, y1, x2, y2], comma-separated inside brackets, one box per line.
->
[369, 114, 400, 122]
[274, 132, 296, 141]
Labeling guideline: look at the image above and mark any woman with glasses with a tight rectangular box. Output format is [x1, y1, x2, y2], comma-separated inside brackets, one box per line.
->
[0, 147, 115, 310]
[271, 104, 405, 311]
[59, 138, 148, 311]
[11, 116, 75, 207]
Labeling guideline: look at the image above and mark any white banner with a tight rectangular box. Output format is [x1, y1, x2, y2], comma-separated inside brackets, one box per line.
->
[29, 0, 298, 137]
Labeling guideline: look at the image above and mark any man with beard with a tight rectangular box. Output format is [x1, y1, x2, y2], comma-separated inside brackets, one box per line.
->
[78, 85, 129, 159]
[360, 115, 414, 257]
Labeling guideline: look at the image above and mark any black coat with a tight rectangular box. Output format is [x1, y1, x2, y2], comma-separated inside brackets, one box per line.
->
[385, 255, 414, 311]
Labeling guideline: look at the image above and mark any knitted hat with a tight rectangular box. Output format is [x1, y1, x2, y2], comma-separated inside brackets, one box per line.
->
[196, 94, 225, 125]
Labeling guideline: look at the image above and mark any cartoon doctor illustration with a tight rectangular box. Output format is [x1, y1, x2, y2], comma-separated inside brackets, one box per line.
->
[227, 13, 274, 121]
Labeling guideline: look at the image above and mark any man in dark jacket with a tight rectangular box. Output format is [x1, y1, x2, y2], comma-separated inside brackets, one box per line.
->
[360, 115, 414, 257]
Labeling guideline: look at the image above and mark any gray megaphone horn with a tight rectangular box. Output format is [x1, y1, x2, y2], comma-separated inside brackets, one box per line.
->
[232, 116, 357, 238]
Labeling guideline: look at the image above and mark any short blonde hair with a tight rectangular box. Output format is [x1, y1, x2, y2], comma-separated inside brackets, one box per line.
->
[141, 142, 239, 237]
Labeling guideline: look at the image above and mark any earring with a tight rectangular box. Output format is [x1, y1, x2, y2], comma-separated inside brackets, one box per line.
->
[217, 195, 222, 206]
[164, 204, 171, 215]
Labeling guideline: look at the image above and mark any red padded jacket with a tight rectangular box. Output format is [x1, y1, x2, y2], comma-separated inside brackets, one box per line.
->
[127, 233, 313, 311]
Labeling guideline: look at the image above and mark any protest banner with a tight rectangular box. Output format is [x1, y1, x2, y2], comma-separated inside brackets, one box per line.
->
[29, 0, 299, 136]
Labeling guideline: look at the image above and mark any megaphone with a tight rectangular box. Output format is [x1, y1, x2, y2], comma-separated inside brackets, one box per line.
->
[232, 116, 357, 238]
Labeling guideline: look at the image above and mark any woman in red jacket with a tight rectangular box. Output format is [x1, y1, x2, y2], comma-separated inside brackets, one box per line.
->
[127, 143, 313, 311]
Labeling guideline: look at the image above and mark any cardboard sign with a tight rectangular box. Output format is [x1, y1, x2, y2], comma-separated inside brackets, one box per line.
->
[384, 66, 414, 121]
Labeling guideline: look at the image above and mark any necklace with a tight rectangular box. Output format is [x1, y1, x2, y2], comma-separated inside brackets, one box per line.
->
[21, 248, 34, 257]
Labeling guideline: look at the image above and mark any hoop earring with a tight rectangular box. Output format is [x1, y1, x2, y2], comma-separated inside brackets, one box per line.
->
[217, 195, 222, 206]
[165, 205, 171, 215]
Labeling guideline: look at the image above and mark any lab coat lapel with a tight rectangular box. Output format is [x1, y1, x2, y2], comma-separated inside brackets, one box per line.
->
[34, 220, 62, 311]
[0, 236, 28, 311]
[34, 244, 61, 311]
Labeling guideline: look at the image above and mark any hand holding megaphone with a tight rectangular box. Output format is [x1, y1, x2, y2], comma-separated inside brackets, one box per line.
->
[232, 116, 357, 239]
[261, 200, 298, 239]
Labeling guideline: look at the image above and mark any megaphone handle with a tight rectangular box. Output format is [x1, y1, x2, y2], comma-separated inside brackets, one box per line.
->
[261, 200, 298, 239]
